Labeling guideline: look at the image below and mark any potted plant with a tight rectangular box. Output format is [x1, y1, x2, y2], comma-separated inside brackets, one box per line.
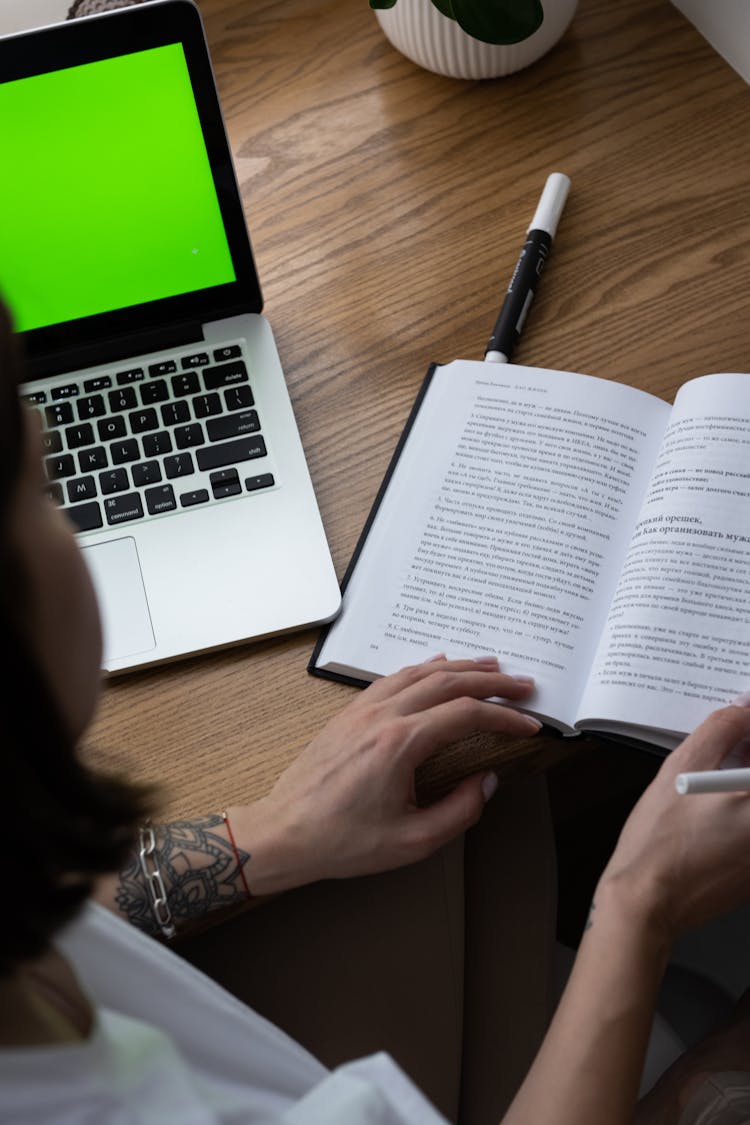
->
[370, 0, 578, 79]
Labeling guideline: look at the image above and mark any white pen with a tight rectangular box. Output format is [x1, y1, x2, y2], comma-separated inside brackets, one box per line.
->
[675, 768, 750, 795]
[484, 172, 571, 364]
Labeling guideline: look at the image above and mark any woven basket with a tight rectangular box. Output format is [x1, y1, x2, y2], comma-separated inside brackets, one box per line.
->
[67, 0, 148, 17]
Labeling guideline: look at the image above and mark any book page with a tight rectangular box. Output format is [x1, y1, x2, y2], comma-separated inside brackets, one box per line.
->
[578, 372, 750, 742]
[315, 361, 669, 730]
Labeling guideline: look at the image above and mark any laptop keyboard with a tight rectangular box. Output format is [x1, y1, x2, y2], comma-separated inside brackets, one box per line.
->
[25, 341, 275, 534]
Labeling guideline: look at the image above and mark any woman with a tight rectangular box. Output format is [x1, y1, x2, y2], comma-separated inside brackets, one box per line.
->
[2, 296, 750, 1123]
[0, 298, 548, 1121]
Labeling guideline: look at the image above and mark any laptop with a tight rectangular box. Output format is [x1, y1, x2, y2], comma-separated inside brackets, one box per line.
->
[0, 0, 342, 672]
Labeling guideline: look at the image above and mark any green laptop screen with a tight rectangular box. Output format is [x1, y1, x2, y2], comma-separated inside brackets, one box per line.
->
[0, 42, 236, 333]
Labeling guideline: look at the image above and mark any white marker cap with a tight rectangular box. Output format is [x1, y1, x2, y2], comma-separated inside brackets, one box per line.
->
[527, 172, 571, 238]
[675, 767, 750, 794]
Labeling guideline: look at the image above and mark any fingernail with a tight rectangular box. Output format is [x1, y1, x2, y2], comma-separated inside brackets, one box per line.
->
[732, 691, 750, 708]
[482, 772, 498, 802]
[424, 653, 447, 663]
[513, 675, 535, 686]
[473, 655, 499, 667]
[522, 715, 543, 731]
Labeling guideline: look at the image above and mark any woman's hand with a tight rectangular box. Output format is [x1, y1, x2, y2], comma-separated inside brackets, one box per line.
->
[501, 701, 750, 1125]
[228, 657, 541, 896]
[598, 702, 750, 944]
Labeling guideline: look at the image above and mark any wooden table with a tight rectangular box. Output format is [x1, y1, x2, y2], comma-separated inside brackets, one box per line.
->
[83, 0, 750, 817]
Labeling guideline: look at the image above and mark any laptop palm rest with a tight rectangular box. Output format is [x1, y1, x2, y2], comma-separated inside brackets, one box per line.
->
[82, 537, 156, 667]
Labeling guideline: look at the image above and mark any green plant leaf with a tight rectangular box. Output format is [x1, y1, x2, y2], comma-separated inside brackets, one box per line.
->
[449, 0, 543, 44]
[430, 0, 456, 17]
[370, 0, 398, 9]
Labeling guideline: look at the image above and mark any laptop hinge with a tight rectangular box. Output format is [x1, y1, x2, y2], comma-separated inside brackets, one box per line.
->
[26, 321, 206, 382]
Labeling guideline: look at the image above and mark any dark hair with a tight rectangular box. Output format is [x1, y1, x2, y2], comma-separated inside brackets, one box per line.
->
[0, 301, 153, 975]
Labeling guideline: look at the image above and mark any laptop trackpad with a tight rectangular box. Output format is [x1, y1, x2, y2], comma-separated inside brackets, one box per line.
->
[81, 537, 156, 667]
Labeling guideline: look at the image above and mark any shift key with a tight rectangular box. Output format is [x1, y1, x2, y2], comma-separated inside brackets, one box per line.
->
[196, 435, 267, 471]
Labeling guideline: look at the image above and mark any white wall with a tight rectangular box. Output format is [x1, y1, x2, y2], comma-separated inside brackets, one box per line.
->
[0, 0, 71, 36]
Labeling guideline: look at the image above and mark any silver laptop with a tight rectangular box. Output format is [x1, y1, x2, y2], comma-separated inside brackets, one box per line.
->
[0, 0, 341, 672]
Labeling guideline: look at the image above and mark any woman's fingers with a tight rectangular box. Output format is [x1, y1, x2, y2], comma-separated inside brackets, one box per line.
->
[361, 657, 535, 713]
[667, 705, 750, 774]
[360, 657, 500, 702]
[398, 773, 492, 860]
[353, 659, 542, 773]
[402, 694, 543, 769]
[392, 668, 536, 716]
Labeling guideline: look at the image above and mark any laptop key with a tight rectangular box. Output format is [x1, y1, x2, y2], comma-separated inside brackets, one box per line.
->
[132, 461, 162, 487]
[207, 410, 259, 442]
[143, 430, 173, 457]
[67, 476, 97, 503]
[213, 345, 241, 362]
[98, 416, 127, 441]
[141, 379, 170, 405]
[23, 390, 47, 405]
[77, 395, 106, 419]
[149, 360, 177, 377]
[181, 352, 209, 368]
[197, 435, 266, 471]
[83, 375, 112, 392]
[174, 423, 204, 449]
[209, 468, 241, 499]
[46, 482, 64, 505]
[116, 368, 144, 384]
[192, 392, 222, 418]
[66, 500, 103, 532]
[42, 431, 63, 454]
[224, 385, 253, 411]
[104, 493, 144, 525]
[99, 468, 130, 495]
[180, 489, 209, 507]
[161, 401, 190, 427]
[46, 454, 76, 480]
[65, 423, 96, 449]
[164, 452, 195, 478]
[245, 473, 275, 492]
[111, 439, 140, 464]
[129, 408, 159, 433]
[145, 484, 176, 514]
[171, 372, 200, 396]
[203, 360, 248, 390]
[45, 402, 74, 427]
[51, 383, 80, 400]
[108, 387, 138, 412]
[79, 447, 108, 472]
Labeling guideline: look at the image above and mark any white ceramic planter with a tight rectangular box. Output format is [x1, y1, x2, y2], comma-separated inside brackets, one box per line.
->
[374, 0, 578, 79]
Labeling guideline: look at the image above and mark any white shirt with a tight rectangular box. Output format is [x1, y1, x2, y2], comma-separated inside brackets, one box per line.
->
[0, 903, 447, 1124]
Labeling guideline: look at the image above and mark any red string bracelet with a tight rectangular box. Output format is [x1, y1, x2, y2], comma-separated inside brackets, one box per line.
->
[221, 810, 253, 902]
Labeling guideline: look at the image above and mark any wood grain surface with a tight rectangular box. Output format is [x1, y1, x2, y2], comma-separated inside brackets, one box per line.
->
[82, 0, 750, 816]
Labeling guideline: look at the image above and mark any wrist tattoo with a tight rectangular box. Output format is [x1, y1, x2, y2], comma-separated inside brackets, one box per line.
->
[115, 813, 251, 936]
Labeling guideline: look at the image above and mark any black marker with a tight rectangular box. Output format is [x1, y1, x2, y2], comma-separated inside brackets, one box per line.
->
[484, 172, 570, 363]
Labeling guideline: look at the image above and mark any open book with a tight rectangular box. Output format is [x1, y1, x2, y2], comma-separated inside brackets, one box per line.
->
[310, 361, 750, 751]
